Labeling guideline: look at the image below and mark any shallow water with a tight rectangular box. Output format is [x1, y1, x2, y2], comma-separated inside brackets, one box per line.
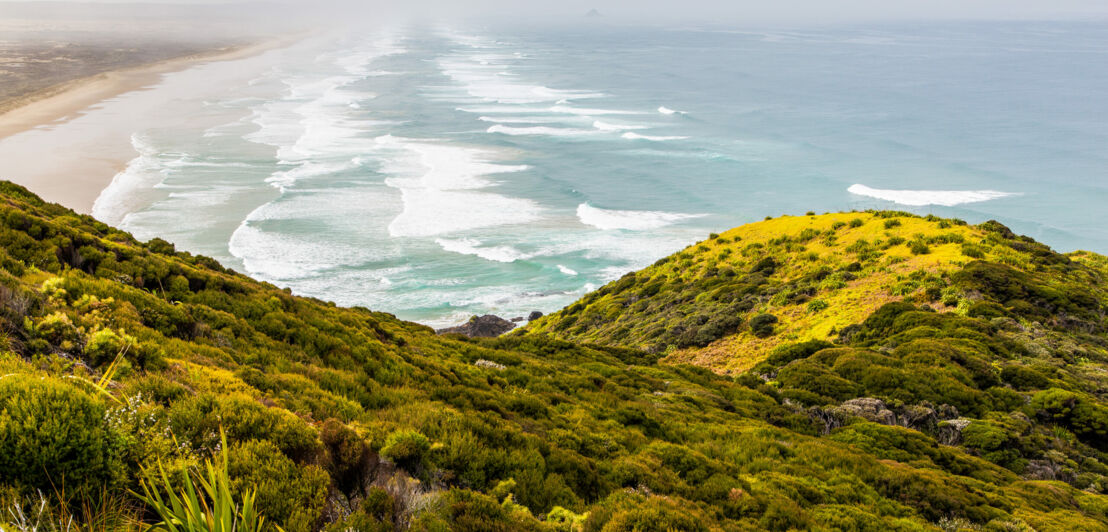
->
[76, 21, 1108, 326]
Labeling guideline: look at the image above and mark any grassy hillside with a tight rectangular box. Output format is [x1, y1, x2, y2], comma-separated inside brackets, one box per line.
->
[523, 211, 1108, 374]
[0, 183, 1106, 531]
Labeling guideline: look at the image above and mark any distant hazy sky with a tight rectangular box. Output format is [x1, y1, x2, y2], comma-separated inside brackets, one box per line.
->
[2, 0, 1106, 24]
[399, 0, 1108, 21]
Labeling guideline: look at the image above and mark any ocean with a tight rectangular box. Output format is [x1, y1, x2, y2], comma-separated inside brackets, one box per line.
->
[81, 20, 1107, 326]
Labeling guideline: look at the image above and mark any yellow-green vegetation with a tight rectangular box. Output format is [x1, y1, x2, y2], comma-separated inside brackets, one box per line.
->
[138, 430, 270, 532]
[524, 211, 1107, 374]
[0, 182, 1107, 531]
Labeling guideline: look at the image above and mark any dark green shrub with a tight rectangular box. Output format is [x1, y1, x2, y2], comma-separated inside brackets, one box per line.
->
[125, 373, 190, 405]
[168, 393, 320, 462]
[884, 219, 901, 229]
[961, 421, 1022, 469]
[750, 314, 778, 338]
[320, 419, 374, 495]
[228, 439, 329, 532]
[778, 363, 861, 401]
[0, 377, 125, 497]
[146, 237, 176, 255]
[31, 312, 81, 349]
[1000, 366, 1050, 391]
[380, 429, 431, 471]
[807, 299, 829, 313]
[779, 388, 834, 407]
[324, 509, 391, 532]
[751, 257, 778, 275]
[765, 340, 834, 366]
[84, 328, 129, 367]
[961, 244, 985, 259]
[987, 386, 1025, 412]
[967, 302, 1009, 319]
[1031, 388, 1108, 449]
[584, 491, 708, 532]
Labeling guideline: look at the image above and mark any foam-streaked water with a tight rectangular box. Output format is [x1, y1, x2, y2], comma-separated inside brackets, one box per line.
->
[89, 21, 1108, 326]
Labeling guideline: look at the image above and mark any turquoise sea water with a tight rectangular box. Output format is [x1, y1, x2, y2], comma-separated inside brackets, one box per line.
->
[91, 21, 1108, 326]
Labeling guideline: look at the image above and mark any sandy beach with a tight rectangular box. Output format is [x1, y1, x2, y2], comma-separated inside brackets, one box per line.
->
[0, 37, 296, 214]
[0, 39, 288, 139]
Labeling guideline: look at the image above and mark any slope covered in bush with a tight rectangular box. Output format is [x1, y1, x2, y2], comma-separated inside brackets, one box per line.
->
[0, 182, 1106, 531]
[523, 211, 1108, 374]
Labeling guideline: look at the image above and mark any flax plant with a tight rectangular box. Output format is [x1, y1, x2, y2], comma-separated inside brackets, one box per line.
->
[134, 431, 274, 532]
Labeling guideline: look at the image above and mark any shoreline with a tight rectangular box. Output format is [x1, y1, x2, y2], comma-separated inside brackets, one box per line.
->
[0, 35, 302, 214]
[0, 37, 293, 141]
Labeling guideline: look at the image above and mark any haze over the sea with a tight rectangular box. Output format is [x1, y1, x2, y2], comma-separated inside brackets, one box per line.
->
[5, 19, 1107, 326]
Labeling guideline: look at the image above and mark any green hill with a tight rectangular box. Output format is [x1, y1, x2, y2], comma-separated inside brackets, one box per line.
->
[0, 182, 1106, 531]
[523, 211, 1108, 373]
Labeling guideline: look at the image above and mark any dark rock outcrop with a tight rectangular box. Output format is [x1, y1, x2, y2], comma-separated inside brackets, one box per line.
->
[807, 397, 960, 435]
[437, 315, 516, 337]
[527, 311, 543, 321]
[937, 419, 973, 446]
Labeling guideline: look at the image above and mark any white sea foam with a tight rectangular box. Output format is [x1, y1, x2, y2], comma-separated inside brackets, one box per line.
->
[436, 34, 605, 106]
[557, 264, 579, 276]
[435, 238, 531, 263]
[658, 106, 685, 115]
[92, 134, 167, 226]
[576, 203, 705, 231]
[598, 266, 632, 282]
[621, 132, 689, 141]
[243, 47, 392, 193]
[486, 124, 599, 137]
[201, 114, 255, 138]
[375, 135, 542, 237]
[439, 59, 582, 104]
[847, 184, 1018, 206]
[593, 120, 647, 132]
[159, 158, 255, 170]
[455, 105, 556, 114]
[228, 187, 403, 281]
[331, 37, 406, 77]
[478, 115, 588, 124]
[550, 105, 645, 116]
[265, 160, 361, 191]
[225, 36, 411, 282]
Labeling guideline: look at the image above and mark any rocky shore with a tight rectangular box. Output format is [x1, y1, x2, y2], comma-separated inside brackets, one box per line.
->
[436, 311, 543, 337]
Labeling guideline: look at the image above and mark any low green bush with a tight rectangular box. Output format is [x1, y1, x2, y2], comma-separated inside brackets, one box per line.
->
[750, 313, 778, 338]
[227, 439, 329, 532]
[0, 377, 125, 497]
[380, 429, 431, 472]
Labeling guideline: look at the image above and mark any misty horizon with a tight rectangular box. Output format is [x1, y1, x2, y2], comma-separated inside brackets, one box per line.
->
[1, 0, 1107, 27]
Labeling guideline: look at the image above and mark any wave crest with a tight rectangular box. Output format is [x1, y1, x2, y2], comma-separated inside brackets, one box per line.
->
[847, 184, 1018, 206]
[436, 238, 530, 263]
[576, 203, 704, 231]
[622, 132, 689, 141]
